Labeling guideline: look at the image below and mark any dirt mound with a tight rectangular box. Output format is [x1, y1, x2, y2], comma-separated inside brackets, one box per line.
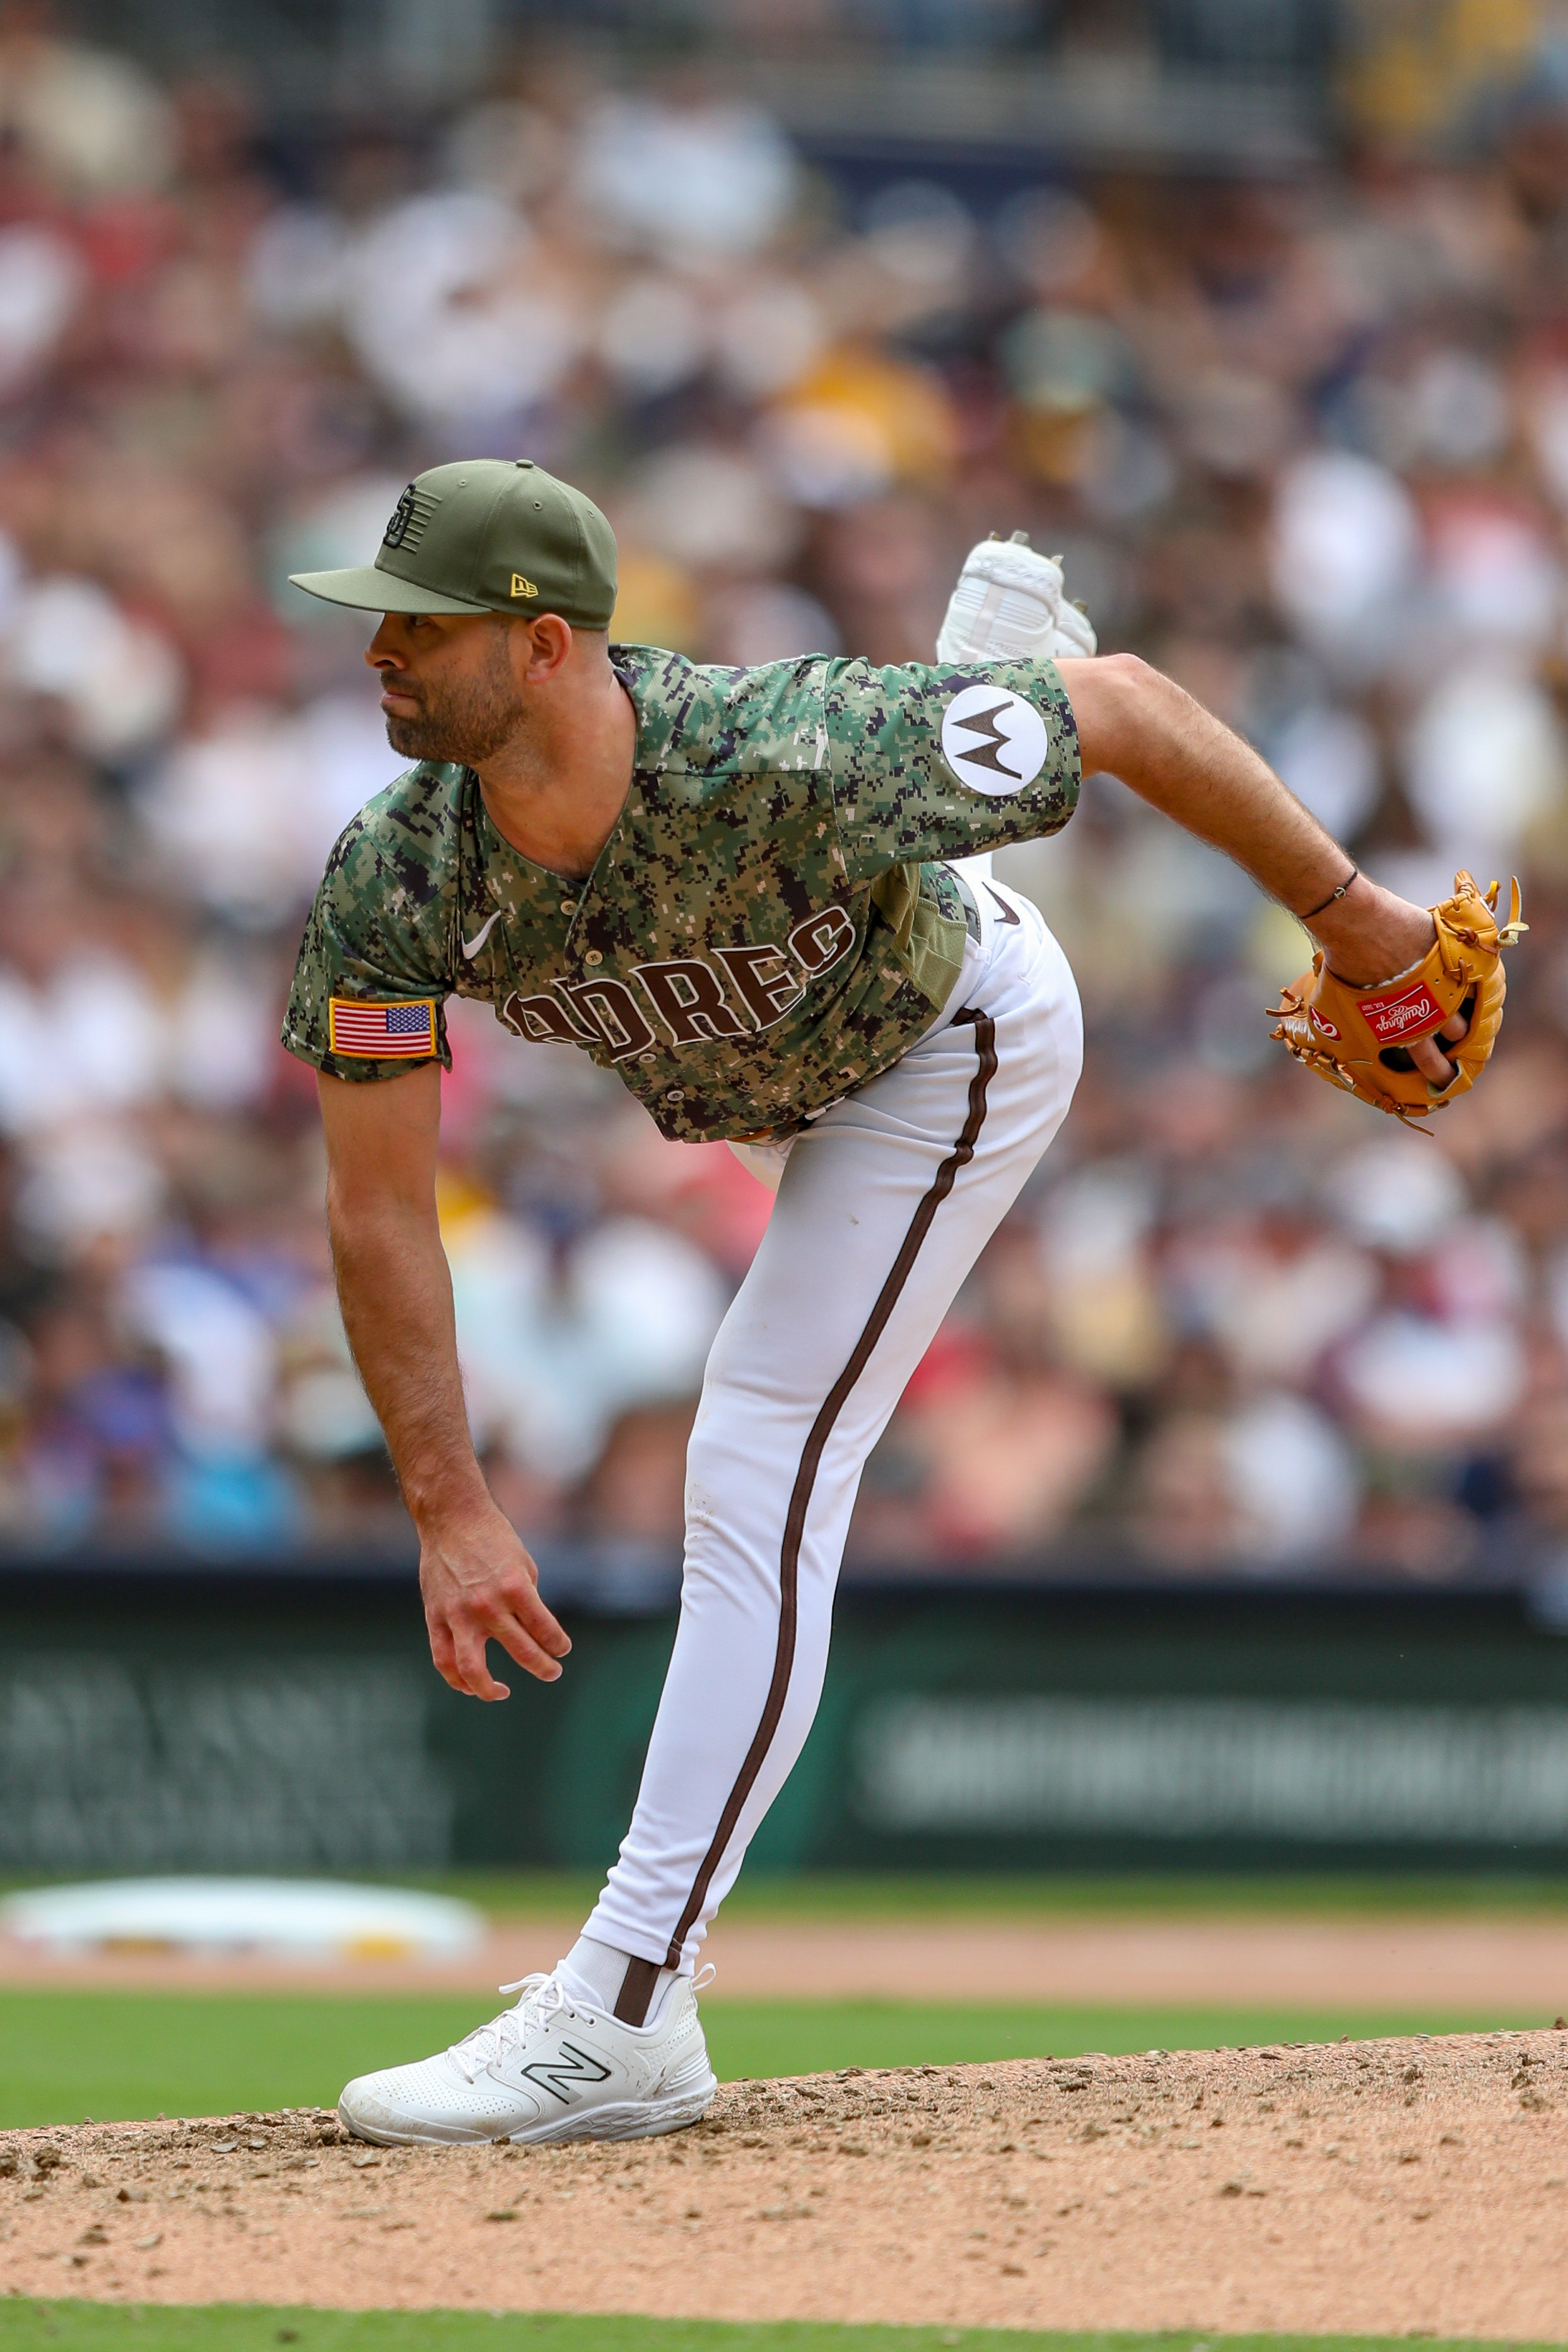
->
[3, 2030, 1566, 2336]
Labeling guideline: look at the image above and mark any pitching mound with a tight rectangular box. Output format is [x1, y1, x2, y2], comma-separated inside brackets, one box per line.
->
[2, 2031, 1564, 2336]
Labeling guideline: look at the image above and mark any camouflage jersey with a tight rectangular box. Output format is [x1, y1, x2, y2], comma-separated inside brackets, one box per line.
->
[282, 644, 1079, 1145]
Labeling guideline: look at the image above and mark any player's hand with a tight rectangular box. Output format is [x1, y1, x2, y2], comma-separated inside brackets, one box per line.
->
[1308, 878, 1469, 1085]
[417, 1497, 571, 1700]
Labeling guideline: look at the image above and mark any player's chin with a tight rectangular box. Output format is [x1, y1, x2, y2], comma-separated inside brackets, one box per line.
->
[384, 711, 448, 758]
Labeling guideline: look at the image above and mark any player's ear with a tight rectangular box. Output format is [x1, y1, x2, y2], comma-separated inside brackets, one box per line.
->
[513, 612, 574, 685]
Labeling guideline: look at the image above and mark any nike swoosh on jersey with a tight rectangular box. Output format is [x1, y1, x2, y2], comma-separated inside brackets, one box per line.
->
[461, 910, 503, 960]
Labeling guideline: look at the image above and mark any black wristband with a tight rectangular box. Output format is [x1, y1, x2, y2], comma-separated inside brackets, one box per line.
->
[1301, 867, 1359, 923]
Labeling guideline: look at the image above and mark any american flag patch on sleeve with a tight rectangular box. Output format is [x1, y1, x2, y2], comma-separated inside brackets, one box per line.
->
[328, 998, 438, 1058]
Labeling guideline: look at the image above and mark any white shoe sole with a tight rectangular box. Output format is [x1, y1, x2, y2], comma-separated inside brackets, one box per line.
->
[338, 2074, 717, 2150]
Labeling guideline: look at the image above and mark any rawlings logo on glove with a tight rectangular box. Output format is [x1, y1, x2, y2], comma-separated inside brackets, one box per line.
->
[1269, 872, 1525, 1123]
[1360, 982, 1447, 1042]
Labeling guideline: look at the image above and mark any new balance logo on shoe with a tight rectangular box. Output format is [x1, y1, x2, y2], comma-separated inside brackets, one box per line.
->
[520, 2041, 614, 2105]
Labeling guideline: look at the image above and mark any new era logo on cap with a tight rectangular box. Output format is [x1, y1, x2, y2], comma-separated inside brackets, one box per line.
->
[511, 573, 538, 598]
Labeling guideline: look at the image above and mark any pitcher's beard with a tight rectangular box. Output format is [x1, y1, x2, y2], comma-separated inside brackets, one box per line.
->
[385, 708, 510, 761]
[383, 637, 521, 765]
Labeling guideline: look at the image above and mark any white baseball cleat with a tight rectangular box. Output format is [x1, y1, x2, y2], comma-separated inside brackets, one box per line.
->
[935, 530, 1097, 667]
[337, 1969, 718, 2147]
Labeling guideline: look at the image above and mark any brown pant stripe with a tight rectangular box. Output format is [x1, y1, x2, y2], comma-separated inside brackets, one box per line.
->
[660, 1008, 999, 1975]
[614, 1953, 662, 2025]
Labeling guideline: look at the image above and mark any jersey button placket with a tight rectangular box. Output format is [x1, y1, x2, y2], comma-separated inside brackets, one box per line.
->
[583, 949, 603, 967]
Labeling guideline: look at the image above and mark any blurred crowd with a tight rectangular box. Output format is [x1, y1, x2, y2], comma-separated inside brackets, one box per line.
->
[2, 13, 1568, 1576]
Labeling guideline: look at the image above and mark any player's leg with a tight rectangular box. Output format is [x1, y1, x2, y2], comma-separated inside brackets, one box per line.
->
[578, 885, 1081, 2008]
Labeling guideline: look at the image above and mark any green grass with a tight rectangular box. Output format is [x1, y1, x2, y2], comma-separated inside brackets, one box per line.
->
[0, 2319, 1563, 2352]
[699, 2003, 1515, 2082]
[0, 1990, 1536, 2131]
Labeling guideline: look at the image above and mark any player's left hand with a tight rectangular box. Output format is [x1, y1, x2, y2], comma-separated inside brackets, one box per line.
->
[1306, 880, 1465, 1083]
[418, 1497, 571, 1700]
[1271, 870, 1523, 1119]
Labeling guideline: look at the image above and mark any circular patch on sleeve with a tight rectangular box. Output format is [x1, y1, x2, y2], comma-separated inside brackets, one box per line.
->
[940, 683, 1050, 797]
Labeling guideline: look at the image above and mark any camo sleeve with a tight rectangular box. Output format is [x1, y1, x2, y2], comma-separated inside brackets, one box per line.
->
[281, 772, 456, 1084]
[824, 655, 1079, 879]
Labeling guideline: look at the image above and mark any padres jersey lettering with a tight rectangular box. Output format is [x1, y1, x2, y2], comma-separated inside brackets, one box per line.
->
[282, 645, 1079, 1142]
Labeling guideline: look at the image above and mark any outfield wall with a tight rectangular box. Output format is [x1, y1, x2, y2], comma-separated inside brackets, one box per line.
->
[4, 1554, 1568, 1875]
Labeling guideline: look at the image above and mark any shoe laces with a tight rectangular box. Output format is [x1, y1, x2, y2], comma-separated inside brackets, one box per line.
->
[447, 1972, 576, 2085]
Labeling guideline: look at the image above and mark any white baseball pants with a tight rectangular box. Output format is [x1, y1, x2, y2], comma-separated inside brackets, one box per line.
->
[583, 878, 1082, 1980]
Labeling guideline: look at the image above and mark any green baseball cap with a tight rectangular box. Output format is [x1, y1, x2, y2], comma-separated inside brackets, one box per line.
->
[289, 458, 618, 628]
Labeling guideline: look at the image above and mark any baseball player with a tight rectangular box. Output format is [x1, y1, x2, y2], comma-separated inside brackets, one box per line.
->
[282, 459, 1489, 2148]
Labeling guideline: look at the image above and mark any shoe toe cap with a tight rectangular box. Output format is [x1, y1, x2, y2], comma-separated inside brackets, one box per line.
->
[338, 2052, 528, 2143]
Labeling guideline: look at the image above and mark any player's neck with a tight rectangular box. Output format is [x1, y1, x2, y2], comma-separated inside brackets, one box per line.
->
[473, 667, 636, 882]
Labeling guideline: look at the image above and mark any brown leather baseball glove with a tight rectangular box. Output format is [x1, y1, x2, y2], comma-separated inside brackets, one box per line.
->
[1268, 871, 1525, 1123]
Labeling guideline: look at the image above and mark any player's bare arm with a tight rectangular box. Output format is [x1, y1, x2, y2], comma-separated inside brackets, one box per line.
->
[1058, 652, 1466, 1086]
[317, 1060, 570, 1701]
